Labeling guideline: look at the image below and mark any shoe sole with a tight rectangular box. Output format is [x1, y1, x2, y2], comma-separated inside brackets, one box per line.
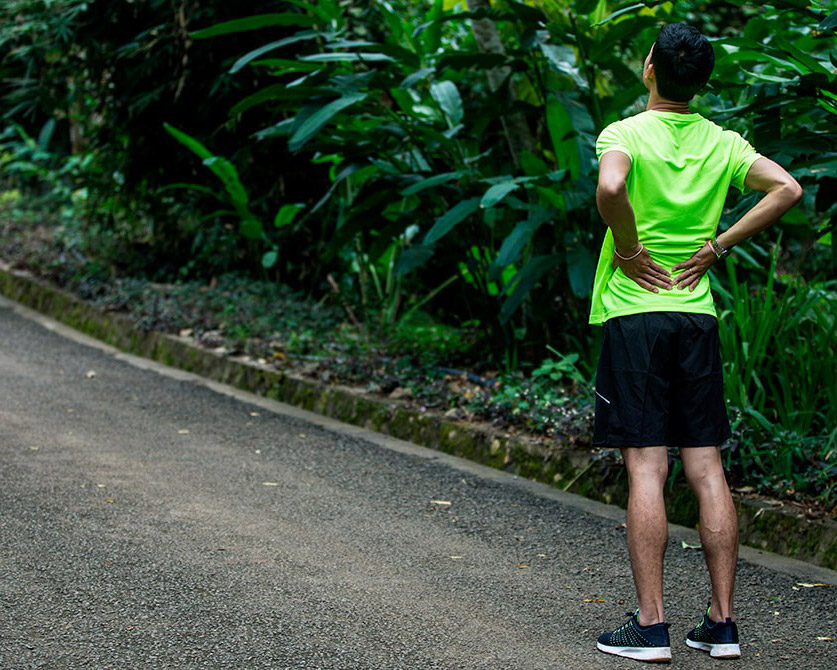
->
[597, 642, 672, 662]
[686, 638, 741, 659]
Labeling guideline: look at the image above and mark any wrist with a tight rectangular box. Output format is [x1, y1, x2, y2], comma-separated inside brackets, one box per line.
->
[614, 242, 644, 261]
[707, 237, 731, 260]
[614, 240, 641, 256]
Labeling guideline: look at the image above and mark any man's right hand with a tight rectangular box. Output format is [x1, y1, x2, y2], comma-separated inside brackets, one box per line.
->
[672, 241, 718, 292]
[611, 244, 674, 293]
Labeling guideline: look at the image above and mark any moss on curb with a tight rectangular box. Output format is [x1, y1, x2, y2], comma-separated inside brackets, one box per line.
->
[1, 263, 835, 569]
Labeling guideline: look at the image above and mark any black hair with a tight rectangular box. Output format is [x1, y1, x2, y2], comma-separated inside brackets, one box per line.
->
[650, 23, 715, 102]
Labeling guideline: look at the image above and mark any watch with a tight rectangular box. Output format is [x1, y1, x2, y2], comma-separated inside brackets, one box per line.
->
[708, 237, 731, 259]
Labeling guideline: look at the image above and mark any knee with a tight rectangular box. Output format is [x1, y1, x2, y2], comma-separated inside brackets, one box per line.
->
[685, 461, 728, 494]
[627, 461, 669, 489]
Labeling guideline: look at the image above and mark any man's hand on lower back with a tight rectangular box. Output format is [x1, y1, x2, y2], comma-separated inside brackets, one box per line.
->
[672, 241, 717, 292]
[610, 245, 674, 293]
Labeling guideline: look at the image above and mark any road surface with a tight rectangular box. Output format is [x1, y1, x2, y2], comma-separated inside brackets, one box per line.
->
[0, 298, 834, 669]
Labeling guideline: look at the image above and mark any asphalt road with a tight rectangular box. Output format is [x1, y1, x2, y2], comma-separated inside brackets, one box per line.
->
[0, 299, 835, 670]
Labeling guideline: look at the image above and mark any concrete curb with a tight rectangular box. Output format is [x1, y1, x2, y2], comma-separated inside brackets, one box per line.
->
[1, 262, 835, 572]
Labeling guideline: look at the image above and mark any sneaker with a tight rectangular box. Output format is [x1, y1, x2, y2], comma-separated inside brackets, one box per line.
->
[597, 609, 672, 663]
[685, 606, 741, 659]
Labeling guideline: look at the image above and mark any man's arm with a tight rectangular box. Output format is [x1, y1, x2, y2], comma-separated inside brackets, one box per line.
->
[596, 151, 673, 292]
[717, 157, 803, 249]
[672, 157, 803, 291]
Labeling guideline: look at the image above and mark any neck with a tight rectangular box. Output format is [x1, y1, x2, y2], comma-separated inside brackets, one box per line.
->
[646, 91, 691, 114]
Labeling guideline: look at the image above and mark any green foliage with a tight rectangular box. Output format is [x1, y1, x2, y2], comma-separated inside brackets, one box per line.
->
[478, 345, 592, 436]
[714, 240, 837, 502]
[2, 0, 837, 502]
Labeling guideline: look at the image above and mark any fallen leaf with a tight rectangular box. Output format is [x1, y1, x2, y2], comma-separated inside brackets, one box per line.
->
[177, 429, 190, 434]
[262, 482, 279, 487]
[517, 563, 527, 569]
[537, 553, 547, 558]
[179, 328, 193, 337]
[817, 637, 835, 642]
[249, 412, 260, 417]
[28, 446, 39, 451]
[299, 433, 306, 438]
[429, 499, 451, 506]
[105, 498, 116, 504]
[85, 370, 96, 379]
[681, 540, 702, 550]
[450, 555, 462, 560]
[583, 599, 605, 603]
[796, 583, 831, 588]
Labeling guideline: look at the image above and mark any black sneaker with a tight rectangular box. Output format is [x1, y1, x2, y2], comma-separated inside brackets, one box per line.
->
[685, 606, 741, 659]
[597, 609, 672, 663]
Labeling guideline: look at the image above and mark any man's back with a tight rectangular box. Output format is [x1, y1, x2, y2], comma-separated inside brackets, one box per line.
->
[589, 111, 762, 325]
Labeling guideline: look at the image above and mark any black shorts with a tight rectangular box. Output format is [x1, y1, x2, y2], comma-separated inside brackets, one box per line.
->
[592, 312, 732, 448]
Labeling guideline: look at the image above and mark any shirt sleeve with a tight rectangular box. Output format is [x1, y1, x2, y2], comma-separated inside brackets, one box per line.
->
[728, 130, 763, 193]
[595, 121, 633, 163]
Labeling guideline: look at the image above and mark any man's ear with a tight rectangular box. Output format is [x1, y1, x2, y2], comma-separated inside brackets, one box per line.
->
[645, 62, 655, 81]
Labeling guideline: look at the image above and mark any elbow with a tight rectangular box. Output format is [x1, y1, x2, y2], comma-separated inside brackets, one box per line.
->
[786, 179, 803, 206]
[596, 180, 627, 202]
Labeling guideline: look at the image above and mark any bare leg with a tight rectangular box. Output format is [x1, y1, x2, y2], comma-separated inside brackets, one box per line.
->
[621, 446, 669, 626]
[680, 446, 738, 621]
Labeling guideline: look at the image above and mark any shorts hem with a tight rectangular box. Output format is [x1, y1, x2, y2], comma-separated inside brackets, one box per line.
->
[592, 436, 732, 448]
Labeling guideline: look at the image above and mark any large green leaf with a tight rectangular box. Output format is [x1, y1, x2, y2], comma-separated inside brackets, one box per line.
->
[430, 80, 463, 126]
[399, 170, 475, 196]
[203, 156, 249, 209]
[480, 180, 521, 208]
[819, 9, 837, 31]
[545, 97, 580, 179]
[230, 32, 323, 73]
[190, 13, 317, 40]
[423, 197, 481, 245]
[274, 203, 305, 228]
[421, 0, 445, 56]
[500, 254, 563, 324]
[230, 84, 291, 117]
[567, 245, 595, 298]
[163, 122, 212, 161]
[298, 52, 395, 62]
[491, 211, 551, 276]
[540, 44, 586, 88]
[591, 3, 646, 27]
[395, 244, 434, 276]
[288, 93, 368, 152]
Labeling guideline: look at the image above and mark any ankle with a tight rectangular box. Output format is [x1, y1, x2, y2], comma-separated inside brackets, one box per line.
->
[637, 608, 665, 626]
[708, 603, 735, 623]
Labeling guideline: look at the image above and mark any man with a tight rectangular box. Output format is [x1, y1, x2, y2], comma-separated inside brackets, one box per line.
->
[590, 23, 802, 663]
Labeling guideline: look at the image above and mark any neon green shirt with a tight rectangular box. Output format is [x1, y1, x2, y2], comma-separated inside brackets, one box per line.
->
[589, 110, 762, 325]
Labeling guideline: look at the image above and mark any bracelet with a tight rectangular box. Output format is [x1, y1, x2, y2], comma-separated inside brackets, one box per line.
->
[614, 243, 644, 261]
